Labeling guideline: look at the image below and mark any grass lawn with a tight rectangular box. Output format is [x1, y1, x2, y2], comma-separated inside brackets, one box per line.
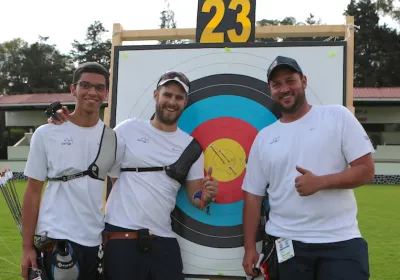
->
[0, 181, 399, 280]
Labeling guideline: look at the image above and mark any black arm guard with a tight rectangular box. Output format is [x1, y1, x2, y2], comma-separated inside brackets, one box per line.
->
[165, 138, 203, 185]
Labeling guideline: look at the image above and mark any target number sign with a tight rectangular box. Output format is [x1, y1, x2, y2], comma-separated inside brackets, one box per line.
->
[196, 0, 256, 43]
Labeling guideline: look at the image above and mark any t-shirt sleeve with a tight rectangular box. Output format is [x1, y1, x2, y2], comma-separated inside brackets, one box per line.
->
[241, 133, 269, 196]
[340, 106, 375, 163]
[186, 151, 205, 181]
[107, 121, 127, 178]
[24, 128, 48, 181]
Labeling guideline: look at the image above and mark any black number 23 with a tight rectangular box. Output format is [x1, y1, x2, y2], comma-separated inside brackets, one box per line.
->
[200, 0, 252, 43]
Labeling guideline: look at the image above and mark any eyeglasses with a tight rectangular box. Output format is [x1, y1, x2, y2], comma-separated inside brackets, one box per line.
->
[75, 81, 107, 93]
[156, 71, 190, 90]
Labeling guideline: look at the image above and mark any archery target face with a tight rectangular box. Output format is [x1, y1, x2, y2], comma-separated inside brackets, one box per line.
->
[171, 73, 279, 241]
[171, 74, 279, 277]
[110, 42, 346, 277]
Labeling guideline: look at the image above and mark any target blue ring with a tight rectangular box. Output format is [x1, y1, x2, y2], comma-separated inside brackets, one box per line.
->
[177, 95, 277, 226]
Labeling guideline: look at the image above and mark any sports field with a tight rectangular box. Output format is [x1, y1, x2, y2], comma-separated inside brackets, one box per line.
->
[0, 181, 399, 280]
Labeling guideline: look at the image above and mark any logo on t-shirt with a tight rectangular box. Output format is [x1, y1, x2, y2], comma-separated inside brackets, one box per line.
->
[137, 136, 149, 143]
[269, 136, 280, 144]
[61, 137, 73, 146]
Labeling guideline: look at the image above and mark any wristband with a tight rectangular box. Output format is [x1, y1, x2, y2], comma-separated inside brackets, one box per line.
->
[193, 190, 202, 200]
[193, 189, 211, 210]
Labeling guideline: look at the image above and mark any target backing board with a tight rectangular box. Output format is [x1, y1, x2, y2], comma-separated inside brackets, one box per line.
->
[109, 41, 347, 279]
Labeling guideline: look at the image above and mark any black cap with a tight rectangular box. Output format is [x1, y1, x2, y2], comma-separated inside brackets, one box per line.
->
[267, 56, 303, 82]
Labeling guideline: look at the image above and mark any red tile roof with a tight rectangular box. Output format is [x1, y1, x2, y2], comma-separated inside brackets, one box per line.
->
[0, 88, 399, 106]
[0, 93, 108, 106]
[354, 87, 400, 100]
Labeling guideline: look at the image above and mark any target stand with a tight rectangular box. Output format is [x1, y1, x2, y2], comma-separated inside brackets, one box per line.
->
[102, 5, 356, 279]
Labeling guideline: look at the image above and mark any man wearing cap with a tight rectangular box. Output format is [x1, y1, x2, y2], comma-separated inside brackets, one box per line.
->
[241, 56, 375, 280]
[49, 71, 219, 280]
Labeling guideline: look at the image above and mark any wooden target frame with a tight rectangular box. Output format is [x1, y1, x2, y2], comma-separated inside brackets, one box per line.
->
[102, 10, 355, 280]
[104, 16, 355, 126]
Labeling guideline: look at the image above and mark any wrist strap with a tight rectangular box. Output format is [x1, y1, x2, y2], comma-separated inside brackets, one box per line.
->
[193, 189, 209, 210]
[193, 190, 202, 200]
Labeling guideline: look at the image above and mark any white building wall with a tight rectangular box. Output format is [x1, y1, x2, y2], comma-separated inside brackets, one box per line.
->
[356, 106, 400, 124]
[6, 111, 48, 127]
[5, 109, 106, 127]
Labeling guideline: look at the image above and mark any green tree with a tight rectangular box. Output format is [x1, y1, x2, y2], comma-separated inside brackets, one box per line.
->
[21, 36, 74, 93]
[0, 37, 74, 94]
[256, 14, 328, 42]
[70, 21, 112, 70]
[158, 0, 183, 44]
[376, 0, 400, 21]
[0, 38, 27, 94]
[344, 0, 400, 86]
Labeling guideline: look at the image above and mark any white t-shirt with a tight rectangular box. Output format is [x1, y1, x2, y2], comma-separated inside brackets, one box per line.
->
[242, 105, 375, 243]
[24, 120, 118, 247]
[105, 118, 205, 237]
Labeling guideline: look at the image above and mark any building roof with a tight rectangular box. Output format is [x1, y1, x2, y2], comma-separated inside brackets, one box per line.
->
[0, 87, 399, 108]
[354, 87, 400, 101]
[0, 93, 108, 108]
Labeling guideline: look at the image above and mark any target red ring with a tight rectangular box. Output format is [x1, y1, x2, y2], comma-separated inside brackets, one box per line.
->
[191, 117, 258, 204]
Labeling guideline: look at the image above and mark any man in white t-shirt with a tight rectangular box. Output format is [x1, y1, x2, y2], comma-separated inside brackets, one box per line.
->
[48, 71, 219, 280]
[21, 62, 121, 280]
[241, 56, 375, 280]
[101, 71, 218, 280]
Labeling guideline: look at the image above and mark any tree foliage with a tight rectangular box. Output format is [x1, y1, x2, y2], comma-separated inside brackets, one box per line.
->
[158, 0, 183, 44]
[344, 0, 400, 86]
[0, 38, 27, 94]
[70, 21, 112, 71]
[0, 37, 74, 94]
[376, 0, 400, 21]
[256, 13, 327, 42]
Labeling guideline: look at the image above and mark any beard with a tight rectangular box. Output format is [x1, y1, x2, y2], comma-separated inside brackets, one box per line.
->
[273, 89, 306, 114]
[155, 103, 183, 125]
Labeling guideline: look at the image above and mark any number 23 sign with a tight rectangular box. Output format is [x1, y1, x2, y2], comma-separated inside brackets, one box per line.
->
[196, 0, 256, 43]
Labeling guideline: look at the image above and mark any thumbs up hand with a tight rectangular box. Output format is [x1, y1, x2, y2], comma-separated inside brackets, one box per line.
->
[295, 165, 323, 196]
[201, 167, 218, 207]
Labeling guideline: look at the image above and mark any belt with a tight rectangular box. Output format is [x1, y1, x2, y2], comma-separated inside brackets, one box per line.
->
[106, 232, 157, 240]
[265, 234, 278, 243]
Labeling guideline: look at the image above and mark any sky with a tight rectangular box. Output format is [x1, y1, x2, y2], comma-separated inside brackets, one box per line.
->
[0, 0, 398, 55]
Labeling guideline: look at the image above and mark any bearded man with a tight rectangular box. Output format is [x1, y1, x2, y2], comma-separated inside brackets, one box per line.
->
[241, 56, 374, 280]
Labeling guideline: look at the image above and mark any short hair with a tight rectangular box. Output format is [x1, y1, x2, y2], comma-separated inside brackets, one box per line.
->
[73, 62, 109, 89]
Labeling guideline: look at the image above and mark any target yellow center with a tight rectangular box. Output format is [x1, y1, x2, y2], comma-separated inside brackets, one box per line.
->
[204, 138, 246, 182]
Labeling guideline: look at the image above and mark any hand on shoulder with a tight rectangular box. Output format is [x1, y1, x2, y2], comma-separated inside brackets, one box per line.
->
[47, 105, 70, 125]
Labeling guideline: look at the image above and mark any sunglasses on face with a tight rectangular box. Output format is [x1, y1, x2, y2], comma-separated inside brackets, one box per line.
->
[156, 71, 190, 89]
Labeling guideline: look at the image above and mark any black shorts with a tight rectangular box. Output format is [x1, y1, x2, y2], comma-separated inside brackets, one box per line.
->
[40, 239, 103, 280]
[263, 235, 370, 280]
[103, 223, 184, 280]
